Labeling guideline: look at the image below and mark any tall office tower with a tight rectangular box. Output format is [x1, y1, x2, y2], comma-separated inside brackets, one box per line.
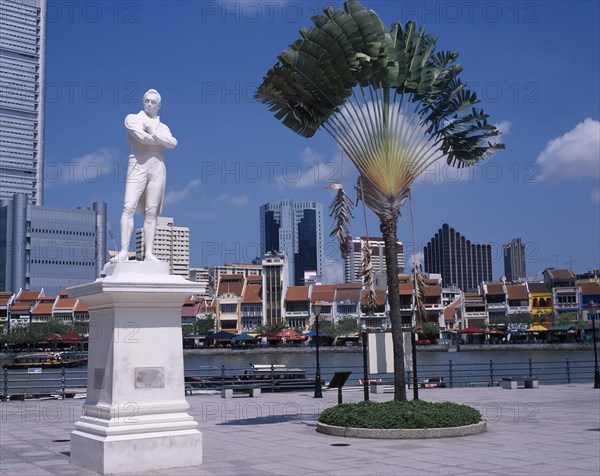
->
[261, 251, 288, 326]
[0, 193, 107, 294]
[503, 238, 526, 281]
[423, 223, 492, 291]
[260, 200, 324, 286]
[344, 236, 404, 284]
[0, 0, 47, 205]
[136, 217, 190, 278]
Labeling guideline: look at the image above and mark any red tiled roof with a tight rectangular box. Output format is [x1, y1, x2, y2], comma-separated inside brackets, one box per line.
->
[55, 298, 77, 310]
[216, 275, 244, 297]
[242, 278, 262, 304]
[580, 282, 600, 296]
[444, 298, 462, 320]
[398, 282, 413, 296]
[9, 303, 32, 311]
[464, 293, 483, 302]
[486, 283, 505, 295]
[546, 269, 576, 280]
[32, 302, 54, 315]
[312, 285, 335, 302]
[74, 301, 88, 312]
[16, 290, 42, 301]
[181, 303, 200, 317]
[506, 284, 528, 300]
[362, 289, 386, 306]
[424, 284, 441, 297]
[528, 282, 550, 294]
[0, 292, 13, 307]
[335, 283, 361, 302]
[286, 286, 310, 302]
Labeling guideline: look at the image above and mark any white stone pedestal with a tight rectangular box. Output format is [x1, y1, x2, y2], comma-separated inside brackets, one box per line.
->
[67, 261, 203, 474]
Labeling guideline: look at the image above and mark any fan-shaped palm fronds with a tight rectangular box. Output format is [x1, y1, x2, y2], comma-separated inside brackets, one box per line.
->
[256, 0, 504, 401]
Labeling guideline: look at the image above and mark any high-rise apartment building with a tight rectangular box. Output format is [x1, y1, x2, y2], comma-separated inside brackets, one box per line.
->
[208, 263, 261, 292]
[136, 217, 189, 278]
[189, 267, 210, 300]
[260, 200, 324, 286]
[0, 193, 107, 294]
[503, 238, 526, 281]
[344, 236, 404, 284]
[0, 0, 47, 205]
[424, 223, 492, 291]
[261, 251, 288, 326]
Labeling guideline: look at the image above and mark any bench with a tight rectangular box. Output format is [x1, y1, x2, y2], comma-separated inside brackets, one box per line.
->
[221, 385, 261, 398]
[501, 377, 539, 390]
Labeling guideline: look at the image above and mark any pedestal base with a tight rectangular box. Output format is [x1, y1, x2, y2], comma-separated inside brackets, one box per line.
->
[71, 429, 202, 474]
[68, 261, 204, 474]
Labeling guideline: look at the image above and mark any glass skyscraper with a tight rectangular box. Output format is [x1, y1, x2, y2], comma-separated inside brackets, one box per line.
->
[424, 223, 492, 291]
[259, 200, 324, 286]
[0, 0, 47, 205]
[503, 238, 526, 282]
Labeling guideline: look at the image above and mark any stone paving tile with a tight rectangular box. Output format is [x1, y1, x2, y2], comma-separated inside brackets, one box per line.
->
[1, 383, 599, 475]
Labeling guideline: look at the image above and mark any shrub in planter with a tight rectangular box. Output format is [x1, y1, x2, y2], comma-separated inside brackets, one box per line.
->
[318, 400, 481, 429]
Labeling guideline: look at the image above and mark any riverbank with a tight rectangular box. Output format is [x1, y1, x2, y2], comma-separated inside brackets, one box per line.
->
[181, 342, 594, 355]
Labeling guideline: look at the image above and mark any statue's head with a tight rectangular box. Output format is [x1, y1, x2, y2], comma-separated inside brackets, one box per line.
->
[143, 89, 161, 117]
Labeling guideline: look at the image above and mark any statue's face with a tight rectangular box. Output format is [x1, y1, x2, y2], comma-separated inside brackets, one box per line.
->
[143, 93, 161, 117]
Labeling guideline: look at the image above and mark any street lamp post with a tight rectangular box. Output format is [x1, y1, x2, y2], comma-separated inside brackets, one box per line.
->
[589, 301, 600, 389]
[313, 300, 323, 398]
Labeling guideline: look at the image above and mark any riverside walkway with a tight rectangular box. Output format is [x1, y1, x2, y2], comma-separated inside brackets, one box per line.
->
[0, 383, 598, 475]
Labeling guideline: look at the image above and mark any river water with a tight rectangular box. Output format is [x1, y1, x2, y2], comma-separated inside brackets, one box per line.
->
[183, 347, 596, 385]
[2, 347, 596, 397]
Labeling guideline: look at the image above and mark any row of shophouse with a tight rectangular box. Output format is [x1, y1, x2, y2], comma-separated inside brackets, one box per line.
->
[2, 268, 599, 336]
[0, 290, 89, 333]
[184, 268, 600, 335]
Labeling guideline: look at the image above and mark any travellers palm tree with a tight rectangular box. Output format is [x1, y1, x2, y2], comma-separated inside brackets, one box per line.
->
[255, 0, 504, 400]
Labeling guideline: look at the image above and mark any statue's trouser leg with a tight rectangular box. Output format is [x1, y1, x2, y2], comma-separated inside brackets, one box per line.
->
[144, 163, 166, 259]
[119, 159, 148, 259]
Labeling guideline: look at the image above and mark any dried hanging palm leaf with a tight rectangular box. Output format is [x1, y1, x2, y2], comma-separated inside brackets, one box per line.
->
[412, 261, 427, 333]
[328, 183, 354, 259]
[358, 239, 378, 316]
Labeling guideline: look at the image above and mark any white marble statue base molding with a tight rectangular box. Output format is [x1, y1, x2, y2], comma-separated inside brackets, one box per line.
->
[67, 261, 204, 474]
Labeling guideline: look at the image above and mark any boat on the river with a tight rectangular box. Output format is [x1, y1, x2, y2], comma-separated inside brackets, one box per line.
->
[185, 364, 315, 392]
[2, 351, 88, 369]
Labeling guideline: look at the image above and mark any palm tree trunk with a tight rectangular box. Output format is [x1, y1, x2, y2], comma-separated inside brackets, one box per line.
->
[380, 213, 407, 401]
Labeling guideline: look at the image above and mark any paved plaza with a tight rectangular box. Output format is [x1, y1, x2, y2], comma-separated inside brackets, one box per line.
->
[1, 383, 599, 475]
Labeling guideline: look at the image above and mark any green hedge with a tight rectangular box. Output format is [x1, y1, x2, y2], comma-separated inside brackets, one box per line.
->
[318, 400, 482, 429]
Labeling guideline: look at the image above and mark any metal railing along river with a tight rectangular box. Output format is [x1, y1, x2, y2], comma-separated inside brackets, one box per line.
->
[1, 357, 595, 400]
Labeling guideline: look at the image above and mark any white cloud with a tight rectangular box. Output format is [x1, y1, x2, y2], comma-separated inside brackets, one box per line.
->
[45, 147, 119, 186]
[275, 147, 342, 190]
[299, 146, 325, 166]
[494, 120, 512, 136]
[405, 251, 424, 271]
[592, 188, 600, 204]
[535, 118, 600, 181]
[164, 179, 201, 205]
[323, 258, 343, 284]
[214, 194, 249, 208]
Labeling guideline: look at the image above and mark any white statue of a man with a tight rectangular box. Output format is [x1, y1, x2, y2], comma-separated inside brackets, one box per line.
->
[113, 89, 178, 263]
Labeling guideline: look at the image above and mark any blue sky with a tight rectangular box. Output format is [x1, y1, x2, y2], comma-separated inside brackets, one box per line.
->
[43, 0, 600, 282]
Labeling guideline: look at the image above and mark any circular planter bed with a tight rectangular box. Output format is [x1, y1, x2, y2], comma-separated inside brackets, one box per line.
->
[316, 420, 487, 439]
[316, 400, 487, 439]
